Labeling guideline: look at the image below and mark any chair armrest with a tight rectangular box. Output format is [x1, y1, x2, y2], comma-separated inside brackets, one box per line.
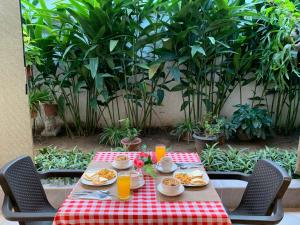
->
[38, 169, 84, 179]
[230, 199, 284, 225]
[206, 171, 250, 182]
[2, 196, 56, 222]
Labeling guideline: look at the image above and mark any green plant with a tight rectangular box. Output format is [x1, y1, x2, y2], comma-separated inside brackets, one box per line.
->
[231, 104, 272, 139]
[201, 144, 298, 178]
[34, 145, 94, 171]
[171, 120, 200, 143]
[121, 118, 140, 141]
[29, 89, 51, 114]
[201, 114, 225, 137]
[99, 126, 126, 147]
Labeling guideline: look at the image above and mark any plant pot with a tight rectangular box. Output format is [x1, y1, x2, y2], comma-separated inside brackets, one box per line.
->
[31, 110, 37, 119]
[192, 133, 219, 155]
[43, 103, 58, 117]
[236, 128, 252, 141]
[25, 65, 33, 79]
[181, 132, 193, 143]
[121, 137, 142, 151]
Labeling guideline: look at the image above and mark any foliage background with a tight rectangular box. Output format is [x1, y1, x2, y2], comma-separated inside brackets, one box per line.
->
[23, 0, 300, 136]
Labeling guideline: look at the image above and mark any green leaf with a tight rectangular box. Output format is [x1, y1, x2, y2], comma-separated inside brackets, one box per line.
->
[191, 45, 206, 57]
[109, 40, 118, 52]
[156, 89, 164, 105]
[169, 66, 181, 81]
[136, 63, 149, 70]
[95, 73, 103, 91]
[208, 37, 216, 45]
[149, 63, 161, 79]
[85, 57, 99, 78]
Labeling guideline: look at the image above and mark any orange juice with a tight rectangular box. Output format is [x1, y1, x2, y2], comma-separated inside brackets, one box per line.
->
[155, 144, 166, 162]
[117, 172, 131, 200]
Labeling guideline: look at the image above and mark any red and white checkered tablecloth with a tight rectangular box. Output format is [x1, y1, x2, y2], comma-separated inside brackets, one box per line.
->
[53, 152, 232, 225]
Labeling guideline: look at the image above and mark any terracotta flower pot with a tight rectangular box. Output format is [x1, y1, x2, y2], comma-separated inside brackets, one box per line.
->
[121, 137, 142, 151]
[25, 65, 33, 79]
[31, 110, 37, 119]
[43, 103, 58, 117]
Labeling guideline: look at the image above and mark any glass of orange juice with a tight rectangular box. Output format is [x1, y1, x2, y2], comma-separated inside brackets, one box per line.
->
[117, 171, 131, 200]
[155, 144, 166, 162]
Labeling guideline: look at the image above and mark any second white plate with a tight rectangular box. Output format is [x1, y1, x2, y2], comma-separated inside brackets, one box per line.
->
[80, 168, 117, 187]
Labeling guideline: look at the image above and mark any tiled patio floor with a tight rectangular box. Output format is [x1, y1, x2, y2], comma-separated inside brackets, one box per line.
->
[1, 209, 300, 225]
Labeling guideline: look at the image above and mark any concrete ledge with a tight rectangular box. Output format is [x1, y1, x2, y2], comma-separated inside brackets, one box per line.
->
[0, 180, 300, 209]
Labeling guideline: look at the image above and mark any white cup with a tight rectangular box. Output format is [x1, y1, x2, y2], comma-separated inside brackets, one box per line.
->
[114, 155, 129, 168]
[159, 156, 173, 171]
[161, 177, 181, 194]
[130, 171, 143, 187]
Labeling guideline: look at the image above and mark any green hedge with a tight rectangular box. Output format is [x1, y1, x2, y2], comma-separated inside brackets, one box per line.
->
[202, 144, 298, 178]
[34, 145, 298, 179]
[35, 146, 94, 171]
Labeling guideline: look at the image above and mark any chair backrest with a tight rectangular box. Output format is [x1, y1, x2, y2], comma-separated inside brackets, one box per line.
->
[236, 159, 291, 216]
[0, 156, 52, 213]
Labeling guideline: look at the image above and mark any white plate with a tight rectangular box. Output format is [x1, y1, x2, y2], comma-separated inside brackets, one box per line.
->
[130, 179, 145, 190]
[157, 183, 184, 196]
[173, 169, 209, 187]
[111, 160, 133, 170]
[80, 168, 117, 187]
[156, 164, 178, 173]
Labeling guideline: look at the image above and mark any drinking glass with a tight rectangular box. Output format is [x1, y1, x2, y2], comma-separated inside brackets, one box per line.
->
[117, 171, 131, 200]
[155, 144, 166, 162]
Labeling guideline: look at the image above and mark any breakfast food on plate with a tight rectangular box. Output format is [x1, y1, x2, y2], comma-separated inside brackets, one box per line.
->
[190, 178, 207, 186]
[115, 155, 128, 161]
[97, 169, 116, 180]
[163, 177, 180, 186]
[174, 169, 207, 186]
[174, 173, 191, 185]
[83, 169, 116, 185]
[92, 176, 108, 185]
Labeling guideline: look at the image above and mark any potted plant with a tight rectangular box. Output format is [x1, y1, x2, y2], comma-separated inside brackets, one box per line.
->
[120, 118, 142, 151]
[170, 120, 199, 143]
[192, 113, 225, 154]
[42, 92, 58, 117]
[43, 102, 58, 117]
[230, 104, 272, 141]
[28, 89, 51, 118]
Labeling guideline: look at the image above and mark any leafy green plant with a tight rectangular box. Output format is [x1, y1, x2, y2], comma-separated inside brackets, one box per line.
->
[29, 89, 51, 115]
[201, 144, 298, 178]
[121, 118, 140, 141]
[201, 114, 225, 137]
[99, 126, 126, 147]
[34, 146, 94, 171]
[231, 104, 272, 140]
[170, 120, 200, 143]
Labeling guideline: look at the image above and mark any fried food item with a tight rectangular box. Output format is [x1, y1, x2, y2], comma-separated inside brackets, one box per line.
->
[92, 176, 108, 185]
[190, 170, 203, 178]
[83, 169, 116, 185]
[97, 169, 116, 180]
[190, 178, 207, 186]
[175, 170, 206, 185]
[83, 172, 97, 181]
[174, 173, 192, 185]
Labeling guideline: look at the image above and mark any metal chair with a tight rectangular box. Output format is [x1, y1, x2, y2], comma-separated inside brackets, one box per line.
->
[207, 159, 291, 225]
[0, 155, 83, 225]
